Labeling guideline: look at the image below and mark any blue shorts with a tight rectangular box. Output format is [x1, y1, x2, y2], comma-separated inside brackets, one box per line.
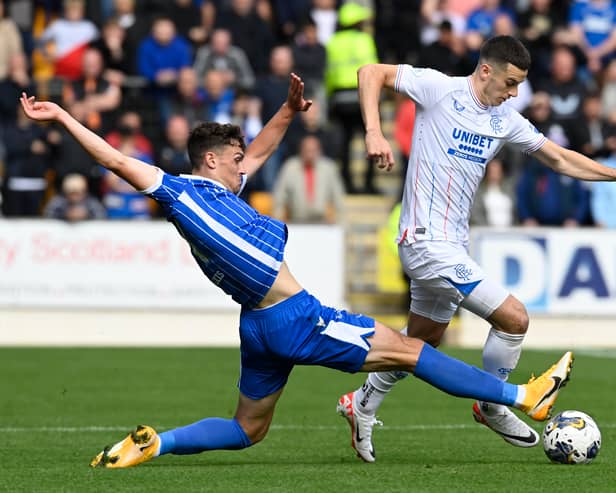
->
[238, 290, 375, 400]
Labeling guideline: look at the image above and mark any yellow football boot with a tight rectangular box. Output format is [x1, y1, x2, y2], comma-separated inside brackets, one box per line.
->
[520, 351, 574, 421]
[90, 425, 159, 468]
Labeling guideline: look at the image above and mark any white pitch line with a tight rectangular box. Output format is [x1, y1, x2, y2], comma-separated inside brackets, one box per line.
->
[1, 423, 615, 433]
[575, 349, 616, 359]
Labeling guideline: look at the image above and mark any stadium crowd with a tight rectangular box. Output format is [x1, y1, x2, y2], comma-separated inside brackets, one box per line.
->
[1, 0, 616, 226]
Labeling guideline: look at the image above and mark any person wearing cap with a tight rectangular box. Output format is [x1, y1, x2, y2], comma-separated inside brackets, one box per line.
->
[325, 2, 379, 194]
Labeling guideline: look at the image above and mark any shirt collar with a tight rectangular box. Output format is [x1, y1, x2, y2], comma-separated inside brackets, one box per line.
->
[467, 77, 489, 110]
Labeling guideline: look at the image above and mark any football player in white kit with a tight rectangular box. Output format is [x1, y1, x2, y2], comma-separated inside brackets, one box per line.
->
[337, 35, 616, 462]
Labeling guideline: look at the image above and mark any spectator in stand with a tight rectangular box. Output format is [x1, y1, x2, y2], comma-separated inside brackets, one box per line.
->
[268, 0, 311, 41]
[465, 0, 515, 56]
[253, 44, 298, 191]
[286, 98, 341, 161]
[0, 53, 34, 133]
[230, 91, 263, 147]
[536, 45, 589, 125]
[568, 93, 616, 158]
[1, 107, 50, 217]
[62, 47, 122, 135]
[105, 110, 154, 161]
[568, 0, 616, 75]
[37, 0, 99, 81]
[525, 91, 574, 150]
[420, 0, 467, 51]
[516, 157, 589, 227]
[418, 20, 473, 76]
[0, 0, 24, 81]
[215, 0, 274, 76]
[310, 0, 338, 45]
[162, 0, 209, 47]
[137, 16, 192, 105]
[373, 0, 421, 65]
[202, 69, 235, 123]
[471, 157, 515, 227]
[325, 2, 379, 194]
[193, 28, 255, 92]
[272, 133, 345, 224]
[591, 153, 616, 228]
[101, 124, 154, 219]
[158, 114, 191, 176]
[517, 0, 567, 85]
[291, 18, 326, 97]
[163, 67, 207, 127]
[44, 172, 107, 221]
[517, 92, 589, 227]
[48, 95, 106, 194]
[112, 0, 151, 74]
[90, 17, 133, 86]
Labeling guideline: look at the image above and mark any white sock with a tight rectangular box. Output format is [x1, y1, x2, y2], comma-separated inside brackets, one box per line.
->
[354, 327, 409, 415]
[480, 327, 524, 415]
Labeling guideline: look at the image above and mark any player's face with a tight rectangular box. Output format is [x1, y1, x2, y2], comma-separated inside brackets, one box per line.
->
[484, 63, 527, 106]
[215, 142, 246, 193]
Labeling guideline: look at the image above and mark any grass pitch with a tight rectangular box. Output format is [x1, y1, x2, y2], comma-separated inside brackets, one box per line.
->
[0, 347, 614, 493]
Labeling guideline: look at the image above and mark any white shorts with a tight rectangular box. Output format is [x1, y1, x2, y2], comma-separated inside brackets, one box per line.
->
[398, 241, 509, 323]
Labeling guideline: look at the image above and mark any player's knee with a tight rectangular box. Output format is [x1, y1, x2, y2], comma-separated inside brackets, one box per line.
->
[239, 420, 270, 445]
[502, 302, 529, 335]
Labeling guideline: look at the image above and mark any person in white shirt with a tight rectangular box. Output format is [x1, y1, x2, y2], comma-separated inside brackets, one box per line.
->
[336, 35, 616, 463]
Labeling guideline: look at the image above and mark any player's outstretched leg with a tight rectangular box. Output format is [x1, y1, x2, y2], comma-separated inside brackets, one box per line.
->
[90, 425, 160, 468]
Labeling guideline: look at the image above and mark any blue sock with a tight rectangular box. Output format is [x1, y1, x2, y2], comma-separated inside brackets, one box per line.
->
[158, 417, 252, 455]
[413, 343, 518, 405]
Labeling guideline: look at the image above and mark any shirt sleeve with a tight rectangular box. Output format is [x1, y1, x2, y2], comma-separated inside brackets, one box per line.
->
[394, 65, 453, 108]
[505, 110, 547, 154]
[140, 167, 178, 207]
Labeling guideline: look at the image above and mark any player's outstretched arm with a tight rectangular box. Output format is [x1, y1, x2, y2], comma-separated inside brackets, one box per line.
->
[19, 93, 158, 191]
[243, 73, 312, 177]
[534, 139, 616, 181]
[358, 64, 398, 171]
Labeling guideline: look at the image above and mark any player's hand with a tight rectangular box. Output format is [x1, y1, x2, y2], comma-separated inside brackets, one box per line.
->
[286, 72, 313, 112]
[365, 129, 395, 171]
[20, 93, 62, 122]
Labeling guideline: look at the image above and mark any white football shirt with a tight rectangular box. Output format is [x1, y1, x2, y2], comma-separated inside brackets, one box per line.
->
[394, 65, 546, 247]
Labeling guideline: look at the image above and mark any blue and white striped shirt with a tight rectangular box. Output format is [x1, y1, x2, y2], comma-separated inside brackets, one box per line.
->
[144, 170, 288, 308]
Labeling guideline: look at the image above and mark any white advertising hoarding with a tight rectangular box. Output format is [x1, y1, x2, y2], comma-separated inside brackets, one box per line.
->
[0, 220, 345, 310]
[471, 227, 616, 315]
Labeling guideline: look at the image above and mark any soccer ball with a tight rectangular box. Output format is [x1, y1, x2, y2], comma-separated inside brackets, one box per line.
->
[542, 410, 601, 464]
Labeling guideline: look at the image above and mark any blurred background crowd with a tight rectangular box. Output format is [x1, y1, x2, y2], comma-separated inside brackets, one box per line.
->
[2, 0, 616, 228]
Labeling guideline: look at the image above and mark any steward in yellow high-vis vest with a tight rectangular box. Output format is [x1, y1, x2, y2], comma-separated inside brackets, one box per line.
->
[325, 2, 379, 194]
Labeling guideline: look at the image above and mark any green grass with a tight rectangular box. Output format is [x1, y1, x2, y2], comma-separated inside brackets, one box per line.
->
[0, 347, 614, 493]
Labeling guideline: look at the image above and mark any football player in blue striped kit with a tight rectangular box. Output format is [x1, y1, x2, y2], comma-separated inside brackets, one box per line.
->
[20, 75, 572, 468]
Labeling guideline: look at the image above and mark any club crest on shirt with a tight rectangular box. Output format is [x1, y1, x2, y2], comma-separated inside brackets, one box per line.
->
[490, 115, 503, 134]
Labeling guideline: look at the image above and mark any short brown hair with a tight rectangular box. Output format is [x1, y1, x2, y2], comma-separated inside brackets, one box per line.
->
[187, 122, 245, 170]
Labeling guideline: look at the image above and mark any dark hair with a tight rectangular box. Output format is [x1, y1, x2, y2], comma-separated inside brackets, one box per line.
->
[187, 122, 245, 170]
[478, 36, 531, 71]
